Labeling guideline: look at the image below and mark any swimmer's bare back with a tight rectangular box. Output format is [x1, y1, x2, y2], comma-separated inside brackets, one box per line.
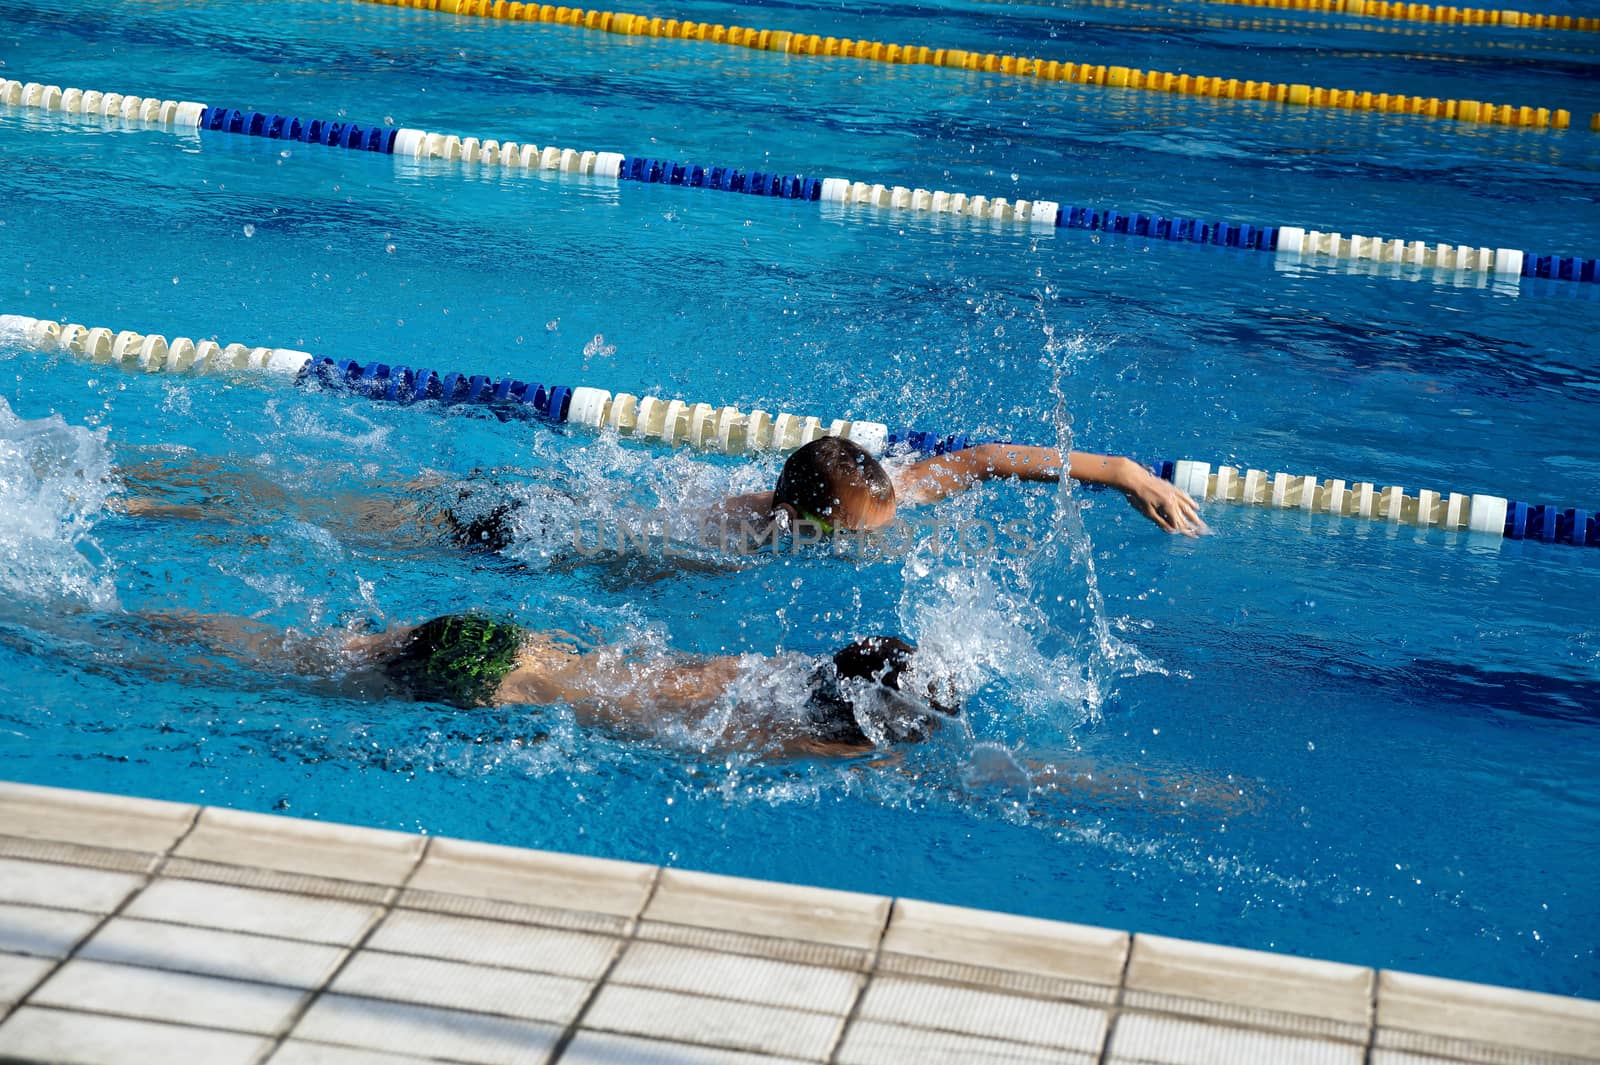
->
[349, 627, 872, 758]
[497, 640, 872, 756]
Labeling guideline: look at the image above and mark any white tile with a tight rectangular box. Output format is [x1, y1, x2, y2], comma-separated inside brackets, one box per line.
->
[1125, 934, 1373, 1028]
[0, 950, 54, 1004]
[270, 1044, 450, 1065]
[857, 976, 1106, 1052]
[31, 958, 306, 1034]
[0, 1006, 268, 1065]
[0, 857, 144, 913]
[1377, 969, 1600, 1059]
[370, 908, 618, 978]
[836, 1019, 1089, 1065]
[0, 902, 101, 958]
[644, 869, 889, 951]
[407, 837, 656, 918]
[125, 878, 381, 944]
[270, 1043, 452, 1065]
[0, 781, 196, 854]
[563, 1030, 817, 1065]
[292, 993, 560, 1064]
[582, 984, 842, 1060]
[331, 950, 591, 1024]
[884, 897, 1128, 989]
[611, 940, 859, 1014]
[1108, 1013, 1363, 1065]
[175, 807, 424, 886]
[80, 917, 346, 988]
[1369, 1054, 1471, 1065]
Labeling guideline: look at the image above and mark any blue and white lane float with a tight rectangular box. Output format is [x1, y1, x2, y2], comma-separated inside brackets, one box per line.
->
[3, 313, 1596, 548]
[3, 77, 1597, 287]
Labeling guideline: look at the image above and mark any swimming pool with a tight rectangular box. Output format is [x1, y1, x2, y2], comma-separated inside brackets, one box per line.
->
[2, 0, 1598, 1001]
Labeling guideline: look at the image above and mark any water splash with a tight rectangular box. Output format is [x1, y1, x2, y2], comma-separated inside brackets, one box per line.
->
[1034, 321, 1166, 708]
[886, 319, 1163, 747]
[0, 397, 119, 608]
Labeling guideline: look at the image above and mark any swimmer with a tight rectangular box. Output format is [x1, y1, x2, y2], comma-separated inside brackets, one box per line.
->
[146, 610, 960, 758]
[713, 437, 1208, 540]
[115, 434, 1204, 563]
[113, 456, 551, 554]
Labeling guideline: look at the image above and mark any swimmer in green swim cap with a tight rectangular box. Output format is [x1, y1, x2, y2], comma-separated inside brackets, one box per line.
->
[337, 615, 960, 756]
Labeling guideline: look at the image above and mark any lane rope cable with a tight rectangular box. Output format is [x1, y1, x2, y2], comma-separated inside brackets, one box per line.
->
[349, 0, 1594, 133]
[2, 313, 1593, 549]
[3, 78, 1595, 287]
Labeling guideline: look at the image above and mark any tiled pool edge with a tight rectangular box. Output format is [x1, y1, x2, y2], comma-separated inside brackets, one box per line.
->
[0, 780, 1592, 1065]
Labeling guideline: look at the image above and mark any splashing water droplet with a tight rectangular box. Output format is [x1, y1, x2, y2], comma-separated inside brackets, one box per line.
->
[242, 224, 256, 238]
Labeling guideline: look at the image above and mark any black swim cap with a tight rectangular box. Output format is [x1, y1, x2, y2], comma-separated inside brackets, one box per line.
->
[807, 637, 960, 746]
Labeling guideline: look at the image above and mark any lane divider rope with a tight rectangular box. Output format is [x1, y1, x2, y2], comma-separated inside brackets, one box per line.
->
[1188, 0, 1600, 33]
[1146, 459, 1598, 547]
[3, 77, 1596, 286]
[0, 80, 206, 127]
[0, 313, 902, 458]
[349, 0, 1586, 133]
[2, 314, 1592, 549]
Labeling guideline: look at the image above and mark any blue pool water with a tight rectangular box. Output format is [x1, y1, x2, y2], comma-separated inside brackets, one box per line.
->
[3, 0, 1599, 997]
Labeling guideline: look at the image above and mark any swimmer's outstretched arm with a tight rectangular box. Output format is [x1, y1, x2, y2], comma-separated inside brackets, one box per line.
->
[111, 452, 286, 524]
[956, 748, 1259, 819]
[702, 491, 776, 524]
[895, 444, 1207, 536]
[125, 609, 357, 677]
[111, 497, 228, 522]
[1023, 756, 1256, 816]
[110, 455, 450, 548]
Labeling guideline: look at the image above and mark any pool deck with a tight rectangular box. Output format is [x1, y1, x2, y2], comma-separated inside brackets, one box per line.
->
[0, 781, 1595, 1065]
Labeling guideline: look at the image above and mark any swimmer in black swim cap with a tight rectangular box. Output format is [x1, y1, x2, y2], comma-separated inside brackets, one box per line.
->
[712, 435, 1206, 540]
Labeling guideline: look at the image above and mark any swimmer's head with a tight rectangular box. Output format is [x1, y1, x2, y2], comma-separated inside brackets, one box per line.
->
[773, 437, 896, 533]
[808, 636, 961, 746]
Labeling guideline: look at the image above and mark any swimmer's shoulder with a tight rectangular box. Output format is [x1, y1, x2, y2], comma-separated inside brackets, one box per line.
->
[489, 631, 592, 706]
[888, 460, 933, 507]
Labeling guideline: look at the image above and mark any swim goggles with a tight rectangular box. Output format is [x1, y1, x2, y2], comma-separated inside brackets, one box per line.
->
[796, 509, 836, 536]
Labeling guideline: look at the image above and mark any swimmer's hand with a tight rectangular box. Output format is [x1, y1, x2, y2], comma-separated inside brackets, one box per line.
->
[1115, 461, 1208, 537]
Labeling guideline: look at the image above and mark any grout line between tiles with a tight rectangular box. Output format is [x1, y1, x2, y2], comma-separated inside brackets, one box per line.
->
[872, 954, 1117, 1008]
[546, 864, 663, 1065]
[0, 906, 587, 963]
[166, 856, 403, 892]
[253, 829, 432, 1065]
[635, 918, 870, 969]
[279, 1035, 497, 1065]
[594, 975, 856, 1021]
[0, 898, 136, 920]
[10, 998, 302, 1042]
[1094, 929, 1136, 1065]
[1363, 967, 1380, 1065]
[1098, 1003, 1380, 1060]
[0, 799, 202, 1030]
[0, 832, 167, 874]
[822, 894, 893, 1065]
